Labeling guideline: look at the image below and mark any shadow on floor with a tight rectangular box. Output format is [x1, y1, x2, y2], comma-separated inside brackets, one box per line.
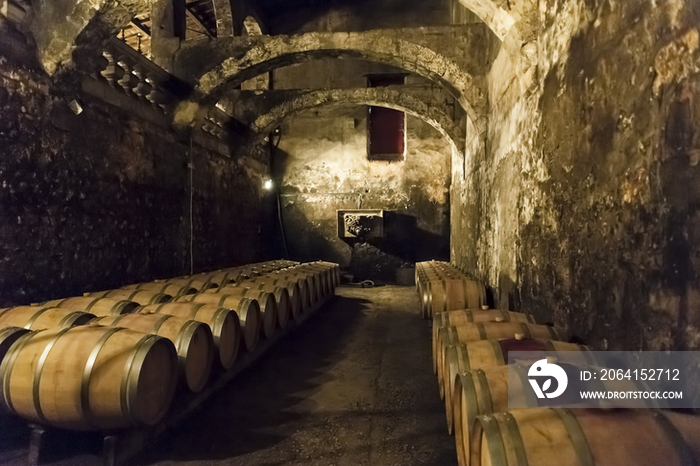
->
[133, 295, 372, 464]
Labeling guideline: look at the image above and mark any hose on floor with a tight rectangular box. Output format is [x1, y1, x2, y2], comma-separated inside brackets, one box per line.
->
[345, 280, 375, 288]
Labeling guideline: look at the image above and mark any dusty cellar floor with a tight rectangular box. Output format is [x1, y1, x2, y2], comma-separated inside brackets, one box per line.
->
[0, 286, 457, 466]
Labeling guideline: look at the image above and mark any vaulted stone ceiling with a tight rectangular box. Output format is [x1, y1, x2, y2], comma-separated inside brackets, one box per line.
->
[248, 0, 452, 34]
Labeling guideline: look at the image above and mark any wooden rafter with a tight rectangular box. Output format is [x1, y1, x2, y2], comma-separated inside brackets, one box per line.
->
[186, 4, 216, 39]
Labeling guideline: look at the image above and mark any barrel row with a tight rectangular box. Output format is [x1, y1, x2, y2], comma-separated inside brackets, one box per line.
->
[415, 261, 487, 320]
[429, 308, 700, 466]
[120, 259, 301, 296]
[0, 260, 338, 432]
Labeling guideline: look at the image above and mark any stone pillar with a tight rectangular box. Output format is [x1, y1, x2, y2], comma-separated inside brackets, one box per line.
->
[150, 0, 185, 72]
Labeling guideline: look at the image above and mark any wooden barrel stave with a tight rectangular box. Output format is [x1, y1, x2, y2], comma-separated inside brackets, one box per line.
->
[139, 303, 241, 370]
[214, 287, 277, 339]
[0, 306, 95, 331]
[88, 290, 172, 306]
[0, 326, 177, 431]
[175, 294, 261, 352]
[471, 408, 699, 466]
[93, 314, 214, 393]
[432, 310, 537, 374]
[44, 297, 140, 317]
[435, 323, 564, 400]
[122, 282, 197, 297]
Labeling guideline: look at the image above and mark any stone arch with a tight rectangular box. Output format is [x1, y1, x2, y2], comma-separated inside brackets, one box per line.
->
[249, 88, 465, 155]
[455, 0, 535, 89]
[195, 32, 488, 133]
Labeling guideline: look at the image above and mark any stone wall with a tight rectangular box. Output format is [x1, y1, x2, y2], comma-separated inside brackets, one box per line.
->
[276, 105, 452, 283]
[451, 0, 700, 351]
[0, 31, 277, 306]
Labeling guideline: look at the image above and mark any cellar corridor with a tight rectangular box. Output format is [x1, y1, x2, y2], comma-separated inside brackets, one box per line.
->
[0, 286, 456, 466]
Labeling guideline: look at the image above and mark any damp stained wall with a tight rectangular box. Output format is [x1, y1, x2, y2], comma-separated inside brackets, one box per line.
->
[0, 31, 277, 307]
[451, 0, 700, 351]
[266, 0, 464, 283]
[274, 104, 452, 282]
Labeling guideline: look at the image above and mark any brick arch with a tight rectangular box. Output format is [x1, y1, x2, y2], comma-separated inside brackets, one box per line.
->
[195, 32, 488, 132]
[249, 88, 465, 155]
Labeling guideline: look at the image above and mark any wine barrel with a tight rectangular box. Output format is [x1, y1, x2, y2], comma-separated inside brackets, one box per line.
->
[444, 338, 590, 436]
[244, 277, 304, 322]
[305, 261, 340, 290]
[0, 306, 96, 331]
[296, 265, 331, 297]
[277, 271, 319, 307]
[213, 287, 278, 338]
[245, 283, 291, 329]
[174, 294, 261, 351]
[316, 261, 341, 288]
[418, 269, 463, 319]
[427, 277, 486, 319]
[432, 309, 537, 373]
[455, 363, 660, 466]
[94, 314, 214, 393]
[87, 290, 172, 306]
[139, 303, 241, 370]
[471, 408, 700, 466]
[122, 282, 197, 297]
[271, 272, 313, 311]
[435, 323, 564, 399]
[0, 327, 32, 366]
[44, 297, 139, 317]
[164, 277, 218, 292]
[0, 326, 177, 431]
[207, 271, 241, 287]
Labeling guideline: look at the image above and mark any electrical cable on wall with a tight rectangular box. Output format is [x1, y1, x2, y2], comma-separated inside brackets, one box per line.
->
[189, 136, 194, 276]
[270, 127, 290, 258]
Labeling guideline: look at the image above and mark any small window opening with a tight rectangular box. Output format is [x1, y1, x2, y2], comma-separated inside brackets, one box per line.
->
[367, 74, 407, 161]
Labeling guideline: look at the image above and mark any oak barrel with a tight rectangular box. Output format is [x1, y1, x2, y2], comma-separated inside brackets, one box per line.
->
[93, 314, 214, 393]
[139, 302, 241, 370]
[0, 327, 32, 366]
[471, 408, 700, 466]
[122, 282, 197, 297]
[209, 287, 278, 339]
[245, 277, 303, 322]
[44, 297, 139, 317]
[455, 362, 659, 466]
[174, 294, 261, 351]
[0, 306, 96, 331]
[88, 290, 172, 306]
[432, 310, 537, 373]
[0, 326, 177, 431]
[164, 277, 218, 292]
[435, 323, 564, 399]
[427, 277, 486, 319]
[445, 338, 590, 436]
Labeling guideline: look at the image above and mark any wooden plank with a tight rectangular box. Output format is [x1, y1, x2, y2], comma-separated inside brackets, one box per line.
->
[186, 6, 215, 39]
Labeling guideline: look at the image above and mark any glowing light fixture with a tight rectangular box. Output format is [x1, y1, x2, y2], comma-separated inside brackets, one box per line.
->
[264, 179, 274, 190]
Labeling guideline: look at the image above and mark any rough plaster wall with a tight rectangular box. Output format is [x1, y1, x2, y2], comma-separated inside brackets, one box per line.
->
[276, 106, 451, 282]
[265, 0, 460, 282]
[451, 0, 700, 351]
[0, 56, 275, 306]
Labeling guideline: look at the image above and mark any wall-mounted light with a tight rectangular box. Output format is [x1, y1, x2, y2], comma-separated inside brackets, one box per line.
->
[264, 179, 274, 191]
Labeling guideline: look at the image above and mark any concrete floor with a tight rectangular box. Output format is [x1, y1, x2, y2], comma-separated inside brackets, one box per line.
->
[0, 286, 457, 466]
